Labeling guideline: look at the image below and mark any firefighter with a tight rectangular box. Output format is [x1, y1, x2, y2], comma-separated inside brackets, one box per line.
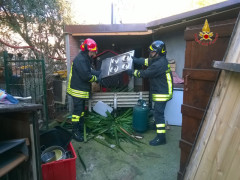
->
[128, 40, 173, 146]
[67, 38, 101, 142]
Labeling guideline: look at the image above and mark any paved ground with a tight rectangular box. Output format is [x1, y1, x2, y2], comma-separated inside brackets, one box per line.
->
[72, 125, 181, 180]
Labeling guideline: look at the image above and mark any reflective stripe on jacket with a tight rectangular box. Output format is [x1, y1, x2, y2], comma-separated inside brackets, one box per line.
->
[133, 55, 173, 102]
[67, 51, 97, 99]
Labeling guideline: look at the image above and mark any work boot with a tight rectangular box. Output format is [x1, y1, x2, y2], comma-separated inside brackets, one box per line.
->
[72, 122, 84, 142]
[149, 134, 166, 146]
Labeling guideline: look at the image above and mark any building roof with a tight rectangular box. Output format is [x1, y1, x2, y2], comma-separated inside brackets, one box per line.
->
[64, 0, 240, 36]
[147, 0, 240, 29]
[64, 24, 151, 36]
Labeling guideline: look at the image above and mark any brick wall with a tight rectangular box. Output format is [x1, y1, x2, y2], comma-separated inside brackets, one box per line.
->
[69, 35, 79, 63]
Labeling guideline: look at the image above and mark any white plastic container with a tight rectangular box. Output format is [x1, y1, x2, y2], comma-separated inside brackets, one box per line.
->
[93, 101, 113, 117]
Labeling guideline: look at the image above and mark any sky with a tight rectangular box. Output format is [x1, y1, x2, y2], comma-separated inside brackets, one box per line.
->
[67, 0, 226, 24]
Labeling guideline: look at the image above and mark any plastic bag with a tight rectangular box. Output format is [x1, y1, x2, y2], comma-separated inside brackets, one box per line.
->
[0, 89, 7, 102]
[0, 89, 19, 104]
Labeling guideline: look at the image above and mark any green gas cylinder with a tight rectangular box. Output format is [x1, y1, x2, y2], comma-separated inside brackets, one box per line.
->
[133, 99, 149, 133]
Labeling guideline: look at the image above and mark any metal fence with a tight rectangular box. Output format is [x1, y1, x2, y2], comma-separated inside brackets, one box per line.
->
[3, 51, 49, 128]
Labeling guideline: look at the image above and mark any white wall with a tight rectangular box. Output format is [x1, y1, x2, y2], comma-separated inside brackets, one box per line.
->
[159, 30, 185, 78]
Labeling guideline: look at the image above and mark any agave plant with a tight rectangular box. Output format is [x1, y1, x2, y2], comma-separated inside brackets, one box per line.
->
[84, 108, 143, 151]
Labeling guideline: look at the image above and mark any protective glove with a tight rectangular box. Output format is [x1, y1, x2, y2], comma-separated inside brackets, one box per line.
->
[126, 69, 134, 77]
[91, 69, 101, 76]
[96, 73, 102, 84]
[132, 56, 145, 65]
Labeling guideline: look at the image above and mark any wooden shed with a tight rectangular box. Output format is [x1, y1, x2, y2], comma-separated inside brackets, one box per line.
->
[64, 1, 240, 179]
[184, 13, 240, 180]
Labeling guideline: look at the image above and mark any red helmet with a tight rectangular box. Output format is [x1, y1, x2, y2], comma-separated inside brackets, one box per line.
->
[80, 38, 97, 52]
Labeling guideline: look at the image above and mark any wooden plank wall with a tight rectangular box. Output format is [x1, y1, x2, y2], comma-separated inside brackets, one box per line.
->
[184, 14, 240, 180]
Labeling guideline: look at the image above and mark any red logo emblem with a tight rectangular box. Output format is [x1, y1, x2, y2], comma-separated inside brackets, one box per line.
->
[195, 19, 218, 46]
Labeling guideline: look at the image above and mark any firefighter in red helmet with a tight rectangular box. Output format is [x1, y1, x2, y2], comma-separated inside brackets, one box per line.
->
[128, 40, 173, 146]
[67, 38, 101, 142]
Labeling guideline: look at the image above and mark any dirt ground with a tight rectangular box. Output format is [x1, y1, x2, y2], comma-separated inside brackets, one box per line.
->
[72, 125, 181, 180]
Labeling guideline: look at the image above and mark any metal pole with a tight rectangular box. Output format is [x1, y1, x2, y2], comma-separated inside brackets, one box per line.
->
[41, 60, 49, 129]
[3, 51, 10, 93]
[111, 2, 113, 24]
[65, 34, 73, 113]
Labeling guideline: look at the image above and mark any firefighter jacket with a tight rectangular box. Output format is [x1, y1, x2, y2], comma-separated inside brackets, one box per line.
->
[67, 51, 98, 99]
[134, 55, 173, 102]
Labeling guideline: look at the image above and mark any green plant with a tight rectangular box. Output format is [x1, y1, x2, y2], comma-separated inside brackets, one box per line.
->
[84, 108, 144, 151]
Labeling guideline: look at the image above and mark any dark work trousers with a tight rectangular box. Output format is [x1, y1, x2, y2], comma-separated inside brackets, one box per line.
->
[72, 97, 85, 131]
[154, 101, 167, 136]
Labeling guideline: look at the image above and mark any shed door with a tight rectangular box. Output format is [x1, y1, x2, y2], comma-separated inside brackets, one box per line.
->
[178, 19, 236, 179]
